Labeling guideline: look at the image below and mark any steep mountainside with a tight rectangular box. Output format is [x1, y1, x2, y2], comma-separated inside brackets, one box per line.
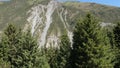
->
[0, 0, 120, 47]
[63, 2, 120, 22]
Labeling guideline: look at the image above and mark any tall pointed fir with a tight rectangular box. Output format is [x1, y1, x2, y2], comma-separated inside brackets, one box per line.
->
[0, 24, 50, 68]
[0, 59, 11, 68]
[18, 30, 49, 68]
[70, 14, 115, 68]
[48, 34, 71, 68]
[0, 24, 23, 67]
[16, 30, 38, 67]
[0, 24, 20, 62]
[113, 22, 120, 68]
[57, 34, 71, 68]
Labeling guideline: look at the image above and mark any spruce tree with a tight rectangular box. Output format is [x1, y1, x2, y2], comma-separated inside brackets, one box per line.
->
[71, 14, 115, 68]
[18, 30, 50, 68]
[45, 45, 59, 68]
[0, 59, 11, 68]
[15, 30, 38, 67]
[113, 22, 120, 49]
[57, 34, 71, 68]
[0, 24, 50, 68]
[48, 34, 71, 68]
[113, 22, 120, 68]
[0, 24, 20, 62]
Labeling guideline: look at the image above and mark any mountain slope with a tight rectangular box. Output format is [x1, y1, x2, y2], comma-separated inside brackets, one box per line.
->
[0, 0, 120, 47]
[63, 2, 120, 22]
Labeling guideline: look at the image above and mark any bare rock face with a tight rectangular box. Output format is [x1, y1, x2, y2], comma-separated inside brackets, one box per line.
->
[25, 0, 73, 48]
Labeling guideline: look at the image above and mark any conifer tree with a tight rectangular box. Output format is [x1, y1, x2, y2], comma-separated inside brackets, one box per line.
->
[0, 24, 19, 62]
[113, 22, 120, 49]
[0, 24, 50, 68]
[0, 59, 11, 68]
[57, 34, 71, 68]
[15, 30, 38, 67]
[47, 34, 71, 68]
[113, 22, 120, 68]
[71, 14, 115, 68]
[46, 47, 58, 68]
[18, 30, 50, 68]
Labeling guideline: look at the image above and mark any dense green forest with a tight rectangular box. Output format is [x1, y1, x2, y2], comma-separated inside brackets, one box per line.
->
[0, 14, 120, 68]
